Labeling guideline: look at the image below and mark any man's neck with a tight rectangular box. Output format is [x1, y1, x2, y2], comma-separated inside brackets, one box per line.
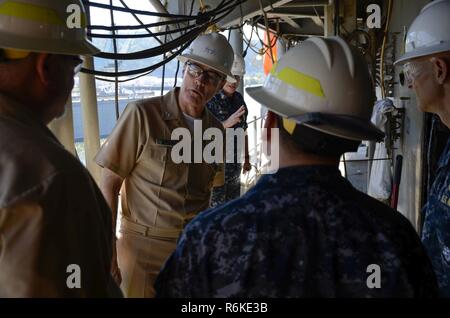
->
[278, 147, 340, 169]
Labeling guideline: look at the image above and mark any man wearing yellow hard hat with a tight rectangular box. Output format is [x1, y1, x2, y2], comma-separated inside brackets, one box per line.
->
[0, 0, 121, 297]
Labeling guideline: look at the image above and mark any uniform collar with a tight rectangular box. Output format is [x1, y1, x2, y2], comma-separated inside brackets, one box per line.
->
[160, 87, 182, 121]
[0, 93, 61, 145]
[255, 165, 342, 189]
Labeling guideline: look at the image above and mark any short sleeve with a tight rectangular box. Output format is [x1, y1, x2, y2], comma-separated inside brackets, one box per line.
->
[95, 102, 147, 178]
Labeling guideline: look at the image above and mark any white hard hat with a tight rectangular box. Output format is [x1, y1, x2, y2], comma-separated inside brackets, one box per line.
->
[231, 54, 245, 77]
[0, 0, 100, 55]
[395, 0, 450, 65]
[178, 33, 236, 83]
[246, 36, 383, 141]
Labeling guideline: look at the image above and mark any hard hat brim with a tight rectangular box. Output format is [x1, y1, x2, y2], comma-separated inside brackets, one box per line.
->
[246, 85, 384, 142]
[178, 54, 236, 83]
[295, 113, 385, 142]
[394, 44, 450, 65]
[246, 85, 303, 119]
[0, 34, 101, 56]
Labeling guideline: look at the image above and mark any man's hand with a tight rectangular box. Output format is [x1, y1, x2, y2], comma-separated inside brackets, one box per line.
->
[223, 105, 246, 128]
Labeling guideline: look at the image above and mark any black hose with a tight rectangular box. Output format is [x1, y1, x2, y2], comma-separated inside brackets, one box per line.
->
[88, 24, 196, 39]
[95, 26, 206, 60]
[81, 32, 199, 77]
[82, 0, 197, 19]
[81, 0, 243, 78]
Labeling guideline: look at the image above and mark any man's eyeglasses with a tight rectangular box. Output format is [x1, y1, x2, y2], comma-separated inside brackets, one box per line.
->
[185, 61, 225, 86]
[403, 58, 431, 84]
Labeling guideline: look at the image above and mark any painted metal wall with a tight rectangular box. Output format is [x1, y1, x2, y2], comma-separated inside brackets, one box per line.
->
[391, 0, 430, 229]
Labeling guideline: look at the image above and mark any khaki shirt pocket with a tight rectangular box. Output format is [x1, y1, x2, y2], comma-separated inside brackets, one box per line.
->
[140, 145, 188, 189]
[187, 162, 218, 197]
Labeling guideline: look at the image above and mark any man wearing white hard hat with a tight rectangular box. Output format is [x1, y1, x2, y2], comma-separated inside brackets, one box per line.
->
[394, 0, 450, 297]
[207, 54, 251, 207]
[96, 32, 234, 297]
[155, 37, 437, 297]
[0, 0, 121, 296]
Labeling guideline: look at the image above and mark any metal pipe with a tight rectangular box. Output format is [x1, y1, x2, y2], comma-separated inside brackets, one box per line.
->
[79, 56, 101, 182]
[253, 116, 258, 163]
[324, 0, 335, 36]
[148, 0, 169, 14]
[230, 29, 244, 95]
[79, 4, 100, 182]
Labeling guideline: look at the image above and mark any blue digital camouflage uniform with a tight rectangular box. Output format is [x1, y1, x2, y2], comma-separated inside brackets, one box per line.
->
[155, 165, 438, 297]
[207, 91, 248, 207]
[421, 137, 450, 297]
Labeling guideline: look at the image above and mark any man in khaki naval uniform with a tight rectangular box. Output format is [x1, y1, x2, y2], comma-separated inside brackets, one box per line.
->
[95, 33, 235, 297]
[0, 0, 121, 297]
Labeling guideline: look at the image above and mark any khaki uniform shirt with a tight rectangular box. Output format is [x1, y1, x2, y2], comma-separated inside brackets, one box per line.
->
[95, 88, 224, 233]
[0, 95, 121, 297]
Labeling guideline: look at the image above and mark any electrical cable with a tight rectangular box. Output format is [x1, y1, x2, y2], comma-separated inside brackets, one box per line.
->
[82, 0, 197, 19]
[88, 24, 196, 39]
[109, 0, 120, 120]
[94, 26, 205, 60]
[259, 0, 274, 64]
[90, 34, 197, 79]
[119, 0, 164, 46]
[88, 18, 193, 31]
[380, 0, 394, 98]
[82, 0, 244, 79]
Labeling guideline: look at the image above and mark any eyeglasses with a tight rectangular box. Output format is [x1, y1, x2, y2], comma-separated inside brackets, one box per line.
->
[403, 58, 431, 84]
[185, 61, 225, 86]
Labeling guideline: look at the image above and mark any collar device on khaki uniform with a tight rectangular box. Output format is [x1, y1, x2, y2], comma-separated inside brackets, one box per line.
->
[156, 138, 178, 147]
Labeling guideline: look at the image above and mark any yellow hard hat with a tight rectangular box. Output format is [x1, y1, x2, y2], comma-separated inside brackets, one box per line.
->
[0, 0, 100, 55]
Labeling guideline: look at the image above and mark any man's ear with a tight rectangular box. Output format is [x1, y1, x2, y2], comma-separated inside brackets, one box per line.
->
[34, 53, 51, 86]
[432, 57, 449, 85]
